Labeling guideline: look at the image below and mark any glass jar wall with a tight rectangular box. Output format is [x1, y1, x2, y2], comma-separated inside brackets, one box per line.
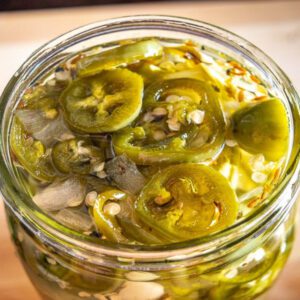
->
[1, 16, 300, 300]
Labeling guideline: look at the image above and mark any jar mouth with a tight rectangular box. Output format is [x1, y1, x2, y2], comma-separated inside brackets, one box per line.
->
[0, 15, 300, 262]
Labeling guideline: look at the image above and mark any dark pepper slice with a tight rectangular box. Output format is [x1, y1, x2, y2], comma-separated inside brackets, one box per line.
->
[52, 138, 104, 175]
[77, 40, 163, 77]
[21, 85, 60, 109]
[10, 119, 56, 182]
[232, 98, 289, 161]
[135, 163, 238, 242]
[60, 69, 143, 133]
[112, 79, 225, 165]
[92, 189, 165, 244]
[92, 189, 129, 243]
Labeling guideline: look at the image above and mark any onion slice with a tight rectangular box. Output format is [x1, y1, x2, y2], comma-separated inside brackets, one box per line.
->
[52, 208, 94, 232]
[15, 109, 48, 134]
[33, 177, 86, 212]
[15, 109, 73, 146]
[33, 114, 73, 146]
[105, 155, 146, 194]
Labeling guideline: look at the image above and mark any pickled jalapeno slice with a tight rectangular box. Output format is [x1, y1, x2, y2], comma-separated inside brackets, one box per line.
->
[135, 164, 238, 242]
[10, 119, 56, 182]
[52, 138, 104, 175]
[91, 189, 167, 244]
[77, 40, 163, 77]
[113, 79, 225, 164]
[20, 83, 65, 110]
[60, 69, 143, 133]
[232, 98, 289, 161]
[92, 190, 129, 243]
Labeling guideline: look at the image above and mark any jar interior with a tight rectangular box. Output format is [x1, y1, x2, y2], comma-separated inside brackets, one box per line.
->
[1, 16, 299, 258]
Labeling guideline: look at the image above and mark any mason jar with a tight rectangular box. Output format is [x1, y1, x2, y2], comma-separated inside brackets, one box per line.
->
[0, 16, 300, 300]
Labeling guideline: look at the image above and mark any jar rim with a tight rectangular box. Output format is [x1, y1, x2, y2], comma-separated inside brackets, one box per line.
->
[1, 15, 300, 264]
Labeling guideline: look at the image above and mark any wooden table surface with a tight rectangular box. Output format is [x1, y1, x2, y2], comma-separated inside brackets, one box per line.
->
[0, 1, 300, 299]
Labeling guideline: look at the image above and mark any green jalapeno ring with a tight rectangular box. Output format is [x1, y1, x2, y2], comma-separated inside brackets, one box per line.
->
[113, 79, 225, 165]
[10, 119, 56, 182]
[20, 83, 69, 118]
[113, 126, 225, 165]
[135, 163, 238, 242]
[60, 69, 143, 133]
[52, 138, 104, 175]
[77, 40, 163, 77]
[232, 98, 289, 161]
[92, 190, 129, 243]
[143, 78, 209, 108]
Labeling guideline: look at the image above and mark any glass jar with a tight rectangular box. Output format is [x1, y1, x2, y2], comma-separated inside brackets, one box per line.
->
[1, 16, 300, 300]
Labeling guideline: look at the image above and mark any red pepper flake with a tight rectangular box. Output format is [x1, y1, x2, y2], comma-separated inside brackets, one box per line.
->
[247, 182, 273, 208]
[250, 74, 261, 84]
[18, 100, 26, 109]
[270, 168, 281, 185]
[238, 90, 245, 102]
[273, 168, 281, 181]
[227, 67, 246, 76]
[184, 51, 200, 63]
[185, 40, 197, 47]
[229, 61, 241, 68]
[247, 196, 262, 208]
[260, 184, 272, 201]
[227, 61, 247, 76]
[70, 53, 86, 65]
[253, 95, 268, 101]
[225, 86, 235, 98]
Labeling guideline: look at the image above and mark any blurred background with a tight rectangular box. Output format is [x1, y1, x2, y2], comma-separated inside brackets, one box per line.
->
[0, 0, 292, 10]
[0, 0, 299, 299]
[2, 0, 213, 11]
